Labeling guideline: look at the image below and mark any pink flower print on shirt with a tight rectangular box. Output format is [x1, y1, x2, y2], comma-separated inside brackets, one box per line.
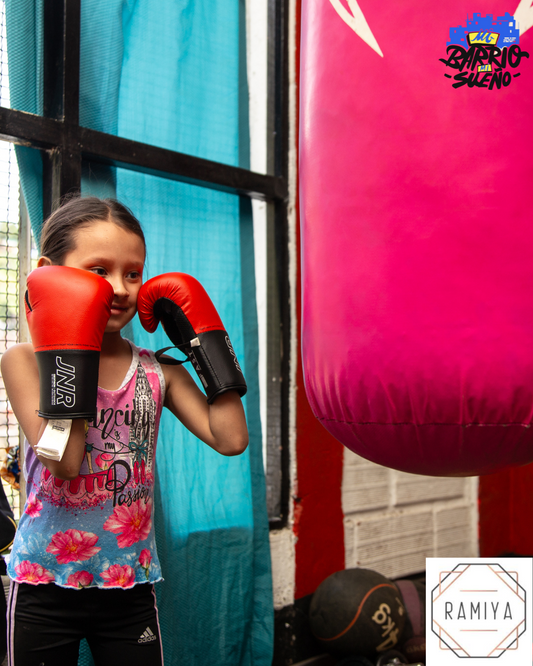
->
[25, 493, 42, 518]
[67, 570, 94, 588]
[139, 548, 152, 579]
[46, 529, 101, 564]
[15, 561, 54, 584]
[139, 548, 151, 568]
[95, 452, 114, 470]
[100, 564, 136, 588]
[103, 499, 152, 548]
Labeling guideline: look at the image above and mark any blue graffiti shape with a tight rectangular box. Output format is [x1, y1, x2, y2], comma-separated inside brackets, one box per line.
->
[447, 12, 519, 48]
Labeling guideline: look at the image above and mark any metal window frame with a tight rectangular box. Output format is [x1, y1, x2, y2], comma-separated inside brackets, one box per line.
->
[0, 0, 291, 527]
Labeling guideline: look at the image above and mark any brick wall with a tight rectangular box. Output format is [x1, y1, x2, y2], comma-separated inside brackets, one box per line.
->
[342, 449, 478, 579]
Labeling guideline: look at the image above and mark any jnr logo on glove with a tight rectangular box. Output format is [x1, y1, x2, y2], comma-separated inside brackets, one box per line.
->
[51, 356, 76, 408]
[25, 266, 113, 420]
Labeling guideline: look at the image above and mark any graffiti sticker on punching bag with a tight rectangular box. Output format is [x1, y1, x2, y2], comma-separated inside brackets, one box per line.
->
[440, 12, 529, 88]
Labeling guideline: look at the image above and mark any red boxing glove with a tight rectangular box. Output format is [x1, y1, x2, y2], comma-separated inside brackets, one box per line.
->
[25, 266, 114, 419]
[137, 272, 247, 404]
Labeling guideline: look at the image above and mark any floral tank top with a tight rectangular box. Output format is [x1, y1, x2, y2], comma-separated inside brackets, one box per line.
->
[7, 342, 165, 589]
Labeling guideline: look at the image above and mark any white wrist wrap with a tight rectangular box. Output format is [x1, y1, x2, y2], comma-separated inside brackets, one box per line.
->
[35, 419, 72, 461]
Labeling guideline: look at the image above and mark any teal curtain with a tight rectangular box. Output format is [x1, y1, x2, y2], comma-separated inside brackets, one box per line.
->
[6, 2, 273, 665]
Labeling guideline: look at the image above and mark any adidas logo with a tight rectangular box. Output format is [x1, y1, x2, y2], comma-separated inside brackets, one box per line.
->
[138, 627, 157, 643]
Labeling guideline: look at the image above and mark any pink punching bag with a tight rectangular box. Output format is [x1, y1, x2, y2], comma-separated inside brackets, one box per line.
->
[300, 0, 533, 476]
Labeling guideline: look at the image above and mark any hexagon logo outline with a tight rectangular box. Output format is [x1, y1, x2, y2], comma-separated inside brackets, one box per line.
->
[431, 562, 526, 658]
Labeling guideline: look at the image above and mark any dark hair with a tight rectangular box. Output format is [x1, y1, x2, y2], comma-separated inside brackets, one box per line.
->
[40, 195, 146, 265]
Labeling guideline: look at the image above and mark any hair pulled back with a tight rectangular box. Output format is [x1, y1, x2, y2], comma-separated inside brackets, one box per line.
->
[40, 195, 146, 265]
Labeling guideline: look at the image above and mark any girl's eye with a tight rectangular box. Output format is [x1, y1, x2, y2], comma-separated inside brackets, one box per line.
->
[90, 267, 107, 276]
[127, 271, 142, 280]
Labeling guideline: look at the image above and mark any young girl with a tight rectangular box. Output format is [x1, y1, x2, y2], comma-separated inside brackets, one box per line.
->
[0, 196, 249, 666]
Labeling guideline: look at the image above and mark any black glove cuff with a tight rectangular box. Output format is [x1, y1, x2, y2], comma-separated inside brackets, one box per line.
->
[192, 330, 247, 404]
[35, 350, 100, 419]
[155, 330, 247, 403]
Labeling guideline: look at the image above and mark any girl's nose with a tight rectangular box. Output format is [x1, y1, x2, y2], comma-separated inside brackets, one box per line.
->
[111, 277, 128, 298]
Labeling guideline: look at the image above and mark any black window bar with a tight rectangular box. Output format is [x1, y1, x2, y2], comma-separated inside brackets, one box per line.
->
[0, 0, 291, 528]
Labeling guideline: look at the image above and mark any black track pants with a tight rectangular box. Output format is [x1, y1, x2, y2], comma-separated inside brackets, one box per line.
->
[7, 581, 164, 666]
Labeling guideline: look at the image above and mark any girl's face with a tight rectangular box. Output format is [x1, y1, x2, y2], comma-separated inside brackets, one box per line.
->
[56, 219, 146, 334]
